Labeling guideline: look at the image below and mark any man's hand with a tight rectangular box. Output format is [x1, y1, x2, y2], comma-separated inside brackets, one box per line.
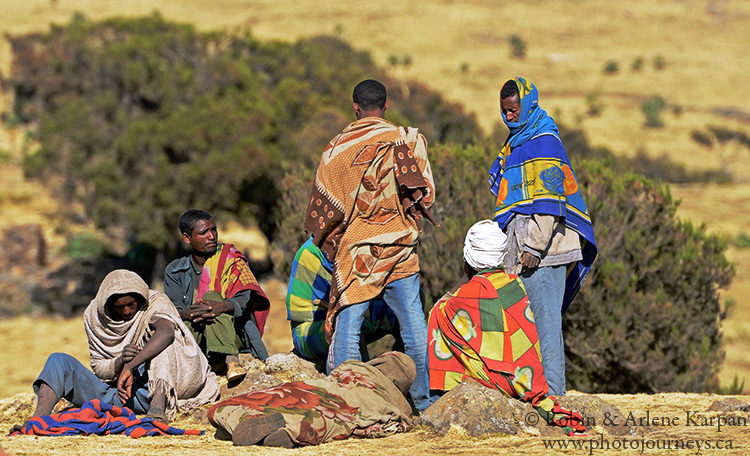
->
[188, 299, 232, 324]
[188, 301, 214, 324]
[121, 344, 141, 364]
[177, 307, 193, 321]
[117, 364, 134, 404]
[520, 251, 541, 270]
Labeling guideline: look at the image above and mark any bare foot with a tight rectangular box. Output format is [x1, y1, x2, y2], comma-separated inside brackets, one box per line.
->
[146, 385, 169, 422]
[146, 408, 168, 423]
[33, 382, 59, 417]
[225, 355, 246, 382]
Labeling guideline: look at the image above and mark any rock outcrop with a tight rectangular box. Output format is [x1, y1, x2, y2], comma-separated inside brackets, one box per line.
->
[420, 379, 633, 437]
[420, 379, 520, 436]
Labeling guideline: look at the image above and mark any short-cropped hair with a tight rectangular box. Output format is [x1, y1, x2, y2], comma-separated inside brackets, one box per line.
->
[179, 209, 213, 235]
[353, 79, 387, 111]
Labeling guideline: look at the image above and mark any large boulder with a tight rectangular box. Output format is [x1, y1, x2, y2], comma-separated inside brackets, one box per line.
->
[263, 352, 325, 383]
[219, 352, 325, 397]
[421, 380, 633, 437]
[420, 379, 520, 436]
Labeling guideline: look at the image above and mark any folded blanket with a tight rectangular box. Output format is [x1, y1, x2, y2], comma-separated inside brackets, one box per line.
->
[9, 399, 203, 438]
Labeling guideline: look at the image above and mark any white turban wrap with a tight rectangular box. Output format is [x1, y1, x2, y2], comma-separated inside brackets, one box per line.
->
[463, 220, 508, 271]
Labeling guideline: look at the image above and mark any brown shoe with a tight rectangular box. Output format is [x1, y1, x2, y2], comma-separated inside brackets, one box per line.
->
[262, 428, 295, 448]
[226, 355, 246, 382]
[232, 412, 286, 447]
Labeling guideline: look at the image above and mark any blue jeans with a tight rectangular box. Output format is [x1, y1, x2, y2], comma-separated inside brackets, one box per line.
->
[327, 273, 430, 411]
[520, 265, 567, 396]
[35, 353, 150, 413]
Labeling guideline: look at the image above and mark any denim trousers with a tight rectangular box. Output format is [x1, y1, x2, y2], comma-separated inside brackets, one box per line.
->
[327, 273, 430, 411]
[519, 264, 567, 396]
[35, 352, 151, 413]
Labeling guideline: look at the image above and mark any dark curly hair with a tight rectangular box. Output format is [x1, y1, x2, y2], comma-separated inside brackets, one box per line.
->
[500, 79, 519, 100]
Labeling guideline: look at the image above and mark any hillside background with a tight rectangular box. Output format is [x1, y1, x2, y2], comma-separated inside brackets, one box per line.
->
[0, 0, 748, 396]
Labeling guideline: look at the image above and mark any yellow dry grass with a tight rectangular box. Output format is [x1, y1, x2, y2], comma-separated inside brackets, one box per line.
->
[0, 0, 747, 424]
[2, 279, 750, 455]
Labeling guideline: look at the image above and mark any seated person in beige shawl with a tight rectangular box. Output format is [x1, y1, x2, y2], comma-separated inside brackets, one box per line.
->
[13, 270, 219, 427]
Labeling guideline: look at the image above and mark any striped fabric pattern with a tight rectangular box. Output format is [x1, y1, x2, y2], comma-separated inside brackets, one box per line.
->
[286, 237, 332, 323]
[10, 399, 203, 438]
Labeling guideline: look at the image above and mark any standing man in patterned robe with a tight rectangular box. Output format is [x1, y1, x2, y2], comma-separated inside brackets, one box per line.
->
[304, 79, 436, 412]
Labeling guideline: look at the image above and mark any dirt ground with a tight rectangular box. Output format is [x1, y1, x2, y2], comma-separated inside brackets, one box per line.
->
[2, 279, 750, 455]
[0, 0, 747, 387]
[3, 391, 750, 455]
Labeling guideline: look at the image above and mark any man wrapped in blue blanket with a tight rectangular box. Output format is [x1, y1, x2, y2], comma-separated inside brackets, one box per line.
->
[488, 77, 597, 396]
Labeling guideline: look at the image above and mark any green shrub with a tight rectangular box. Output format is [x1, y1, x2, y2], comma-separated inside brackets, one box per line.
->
[603, 60, 619, 75]
[270, 164, 316, 278]
[585, 93, 605, 117]
[417, 142, 497, 307]
[653, 54, 667, 70]
[6, 14, 481, 260]
[631, 56, 644, 72]
[641, 95, 667, 127]
[713, 375, 745, 395]
[735, 232, 750, 249]
[508, 34, 527, 59]
[65, 233, 108, 260]
[700, 126, 750, 149]
[565, 160, 733, 393]
[691, 130, 713, 148]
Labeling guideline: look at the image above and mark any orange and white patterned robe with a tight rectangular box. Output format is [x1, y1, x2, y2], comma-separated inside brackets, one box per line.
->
[304, 117, 435, 340]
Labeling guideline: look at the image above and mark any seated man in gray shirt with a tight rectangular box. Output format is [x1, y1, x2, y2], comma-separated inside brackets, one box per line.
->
[164, 210, 270, 380]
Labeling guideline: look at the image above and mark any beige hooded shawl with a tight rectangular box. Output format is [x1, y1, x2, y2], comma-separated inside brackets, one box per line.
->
[83, 269, 219, 419]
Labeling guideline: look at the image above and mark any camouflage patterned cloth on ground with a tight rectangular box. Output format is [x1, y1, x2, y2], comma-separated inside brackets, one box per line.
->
[199, 243, 270, 335]
[208, 352, 415, 446]
[428, 268, 586, 436]
[303, 117, 435, 340]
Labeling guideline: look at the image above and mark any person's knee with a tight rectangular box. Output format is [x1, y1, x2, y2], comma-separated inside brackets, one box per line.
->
[46, 352, 76, 368]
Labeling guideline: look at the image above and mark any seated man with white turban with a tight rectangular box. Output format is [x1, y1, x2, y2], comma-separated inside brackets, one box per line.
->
[426, 220, 586, 436]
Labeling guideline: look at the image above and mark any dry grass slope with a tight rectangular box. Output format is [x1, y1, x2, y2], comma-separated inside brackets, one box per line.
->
[0, 6, 747, 454]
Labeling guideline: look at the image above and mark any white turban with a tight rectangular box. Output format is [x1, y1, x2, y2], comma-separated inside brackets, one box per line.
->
[463, 220, 508, 271]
